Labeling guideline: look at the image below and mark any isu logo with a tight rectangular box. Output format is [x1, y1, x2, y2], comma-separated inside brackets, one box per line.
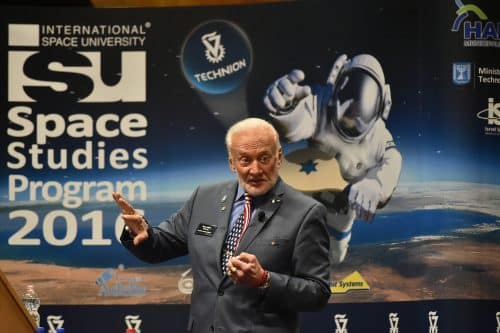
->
[8, 24, 146, 103]
[8, 50, 146, 103]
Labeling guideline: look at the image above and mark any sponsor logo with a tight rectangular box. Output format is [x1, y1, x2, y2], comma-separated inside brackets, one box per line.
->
[476, 98, 500, 135]
[452, 62, 500, 86]
[178, 267, 194, 295]
[125, 314, 142, 333]
[334, 314, 349, 333]
[181, 20, 252, 94]
[389, 313, 399, 333]
[7, 23, 147, 103]
[477, 66, 500, 84]
[428, 311, 439, 333]
[452, 62, 472, 85]
[47, 315, 64, 333]
[451, 1, 500, 48]
[331, 271, 370, 294]
[96, 268, 146, 297]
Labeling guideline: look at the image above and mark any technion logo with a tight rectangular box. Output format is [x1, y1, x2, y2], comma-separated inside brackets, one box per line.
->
[334, 314, 349, 333]
[496, 311, 500, 333]
[477, 98, 500, 135]
[428, 311, 439, 333]
[451, 0, 500, 48]
[7, 23, 147, 102]
[47, 315, 64, 333]
[181, 20, 252, 94]
[389, 313, 399, 333]
[125, 314, 142, 333]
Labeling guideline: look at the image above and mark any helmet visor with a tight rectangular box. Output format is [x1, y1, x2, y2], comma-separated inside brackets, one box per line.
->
[334, 69, 381, 139]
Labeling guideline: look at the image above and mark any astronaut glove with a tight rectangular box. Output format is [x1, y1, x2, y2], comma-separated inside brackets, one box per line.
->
[264, 69, 312, 114]
[348, 178, 383, 221]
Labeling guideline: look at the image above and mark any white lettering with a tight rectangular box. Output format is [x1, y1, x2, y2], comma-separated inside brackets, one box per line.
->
[7, 106, 148, 144]
[8, 174, 147, 209]
[194, 59, 247, 82]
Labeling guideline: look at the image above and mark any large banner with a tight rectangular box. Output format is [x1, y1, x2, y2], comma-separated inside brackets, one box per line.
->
[1, 1, 499, 332]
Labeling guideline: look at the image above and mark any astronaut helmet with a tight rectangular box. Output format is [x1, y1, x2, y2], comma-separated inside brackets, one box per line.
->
[326, 54, 392, 142]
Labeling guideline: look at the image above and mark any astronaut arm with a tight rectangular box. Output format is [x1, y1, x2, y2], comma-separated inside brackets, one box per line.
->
[348, 126, 402, 221]
[264, 69, 317, 142]
[268, 94, 317, 142]
[365, 146, 402, 206]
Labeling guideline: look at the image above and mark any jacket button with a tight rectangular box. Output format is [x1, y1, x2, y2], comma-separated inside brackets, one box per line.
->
[210, 325, 214, 331]
[218, 289, 224, 296]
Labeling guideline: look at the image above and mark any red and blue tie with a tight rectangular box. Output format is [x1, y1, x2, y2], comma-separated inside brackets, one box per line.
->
[221, 193, 251, 275]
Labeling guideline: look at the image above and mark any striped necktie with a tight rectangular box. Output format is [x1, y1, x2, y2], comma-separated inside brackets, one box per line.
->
[221, 193, 251, 275]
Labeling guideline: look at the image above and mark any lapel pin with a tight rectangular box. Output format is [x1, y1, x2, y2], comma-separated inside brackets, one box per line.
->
[271, 198, 281, 204]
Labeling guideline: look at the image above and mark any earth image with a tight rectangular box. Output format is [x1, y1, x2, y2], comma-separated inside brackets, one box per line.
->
[1, 181, 499, 304]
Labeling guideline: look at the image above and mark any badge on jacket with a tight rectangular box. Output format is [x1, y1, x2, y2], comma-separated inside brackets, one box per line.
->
[195, 223, 217, 237]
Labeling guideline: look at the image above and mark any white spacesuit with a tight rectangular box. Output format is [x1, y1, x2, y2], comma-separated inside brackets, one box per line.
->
[264, 54, 402, 263]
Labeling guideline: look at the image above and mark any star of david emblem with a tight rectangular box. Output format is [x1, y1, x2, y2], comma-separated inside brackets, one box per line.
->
[299, 159, 318, 175]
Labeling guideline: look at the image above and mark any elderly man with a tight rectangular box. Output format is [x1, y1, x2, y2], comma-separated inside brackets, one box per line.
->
[113, 117, 331, 333]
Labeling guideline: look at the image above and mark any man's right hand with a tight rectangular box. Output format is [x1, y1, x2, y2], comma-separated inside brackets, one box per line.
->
[112, 192, 149, 246]
[264, 69, 312, 114]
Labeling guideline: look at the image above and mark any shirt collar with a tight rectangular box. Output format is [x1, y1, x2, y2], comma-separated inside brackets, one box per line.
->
[235, 179, 281, 205]
[235, 185, 246, 202]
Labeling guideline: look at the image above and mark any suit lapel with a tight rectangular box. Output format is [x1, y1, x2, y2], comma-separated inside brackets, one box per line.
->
[237, 181, 285, 253]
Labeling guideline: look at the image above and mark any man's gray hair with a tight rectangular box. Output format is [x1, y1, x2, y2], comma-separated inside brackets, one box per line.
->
[225, 117, 280, 153]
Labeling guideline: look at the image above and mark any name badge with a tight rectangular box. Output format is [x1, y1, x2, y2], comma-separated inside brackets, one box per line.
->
[195, 223, 217, 237]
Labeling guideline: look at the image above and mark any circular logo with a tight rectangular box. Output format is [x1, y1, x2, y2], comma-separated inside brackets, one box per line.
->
[181, 20, 252, 94]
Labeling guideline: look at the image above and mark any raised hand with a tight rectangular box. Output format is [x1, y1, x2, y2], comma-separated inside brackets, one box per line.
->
[112, 192, 149, 245]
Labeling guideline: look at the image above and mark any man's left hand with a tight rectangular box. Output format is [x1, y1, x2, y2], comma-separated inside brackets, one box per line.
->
[227, 252, 267, 288]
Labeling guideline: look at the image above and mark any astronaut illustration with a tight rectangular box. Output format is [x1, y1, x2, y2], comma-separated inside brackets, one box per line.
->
[264, 54, 402, 263]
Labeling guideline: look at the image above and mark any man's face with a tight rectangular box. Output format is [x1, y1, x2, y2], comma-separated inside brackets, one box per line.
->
[228, 127, 282, 197]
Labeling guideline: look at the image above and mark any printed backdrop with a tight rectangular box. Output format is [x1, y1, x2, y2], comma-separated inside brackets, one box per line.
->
[1, 1, 499, 332]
